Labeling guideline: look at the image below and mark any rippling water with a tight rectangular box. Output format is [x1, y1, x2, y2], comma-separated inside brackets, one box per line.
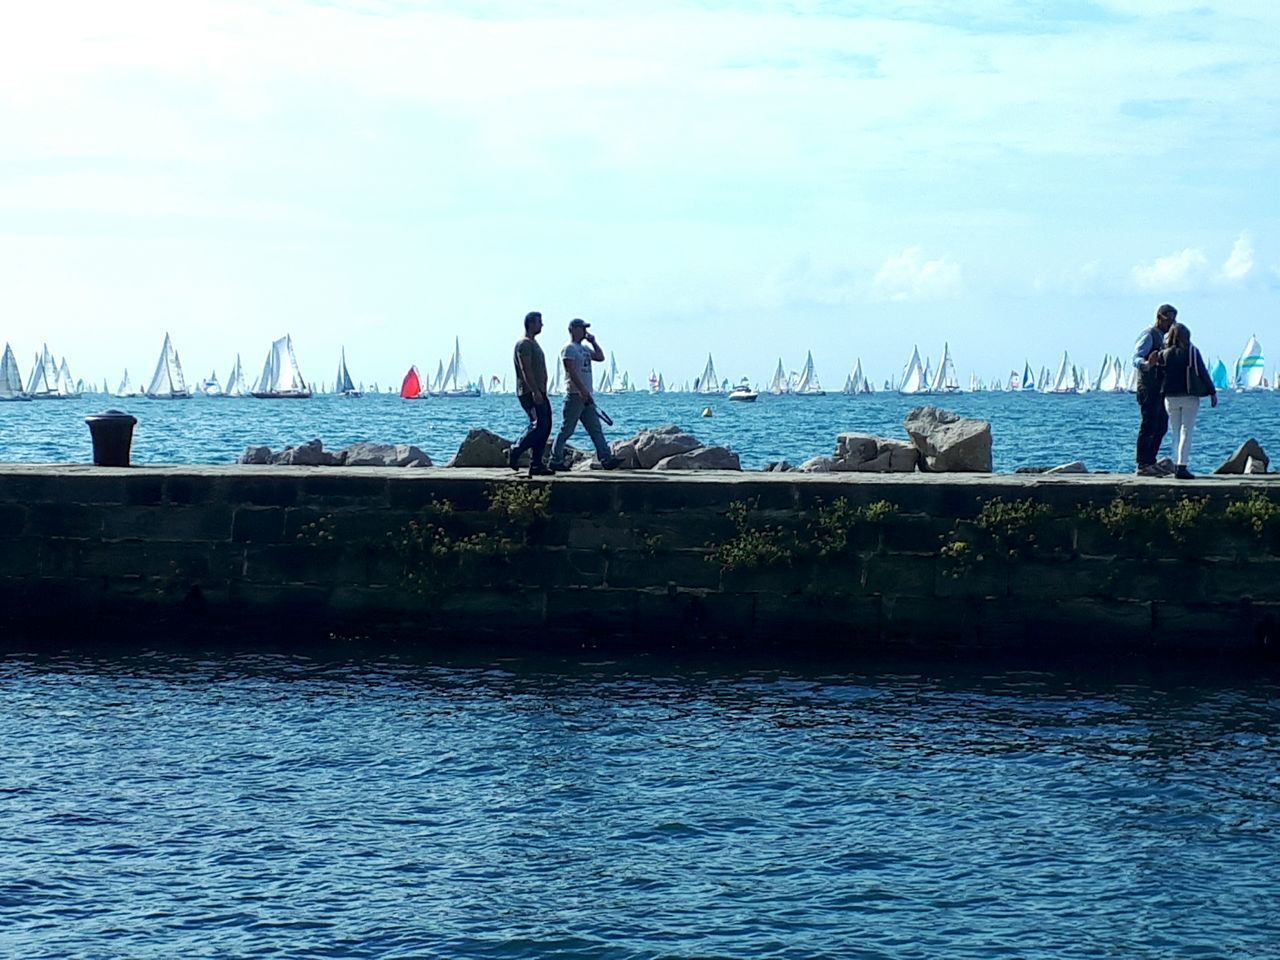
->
[3, 391, 1279, 472]
[2, 647, 1277, 958]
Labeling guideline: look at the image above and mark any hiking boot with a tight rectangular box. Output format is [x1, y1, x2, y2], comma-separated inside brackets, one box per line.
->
[1174, 465, 1195, 480]
[600, 456, 624, 470]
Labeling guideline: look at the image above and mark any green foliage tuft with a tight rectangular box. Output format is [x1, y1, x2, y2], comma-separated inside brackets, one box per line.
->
[1224, 491, 1280, 537]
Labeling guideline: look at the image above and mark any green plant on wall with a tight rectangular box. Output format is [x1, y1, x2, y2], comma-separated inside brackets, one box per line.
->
[390, 484, 543, 597]
[809, 498, 897, 557]
[1079, 495, 1211, 544]
[1224, 491, 1280, 538]
[938, 496, 1055, 579]
[708, 499, 793, 571]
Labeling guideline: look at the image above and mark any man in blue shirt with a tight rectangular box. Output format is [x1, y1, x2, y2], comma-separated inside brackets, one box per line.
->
[1132, 303, 1177, 475]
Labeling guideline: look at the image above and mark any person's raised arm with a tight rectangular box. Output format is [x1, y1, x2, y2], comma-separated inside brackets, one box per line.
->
[585, 332, 605, 362]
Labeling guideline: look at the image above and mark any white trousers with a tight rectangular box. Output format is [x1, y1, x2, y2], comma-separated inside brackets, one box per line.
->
[1165, 395, 1200, 466]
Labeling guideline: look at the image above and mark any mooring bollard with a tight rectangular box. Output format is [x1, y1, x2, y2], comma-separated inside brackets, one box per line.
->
[84, 410, 138, 467]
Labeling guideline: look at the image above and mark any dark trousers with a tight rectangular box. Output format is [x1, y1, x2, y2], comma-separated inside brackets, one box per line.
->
[1136, 388, 1168, 466]
[511, 394, 552, 467]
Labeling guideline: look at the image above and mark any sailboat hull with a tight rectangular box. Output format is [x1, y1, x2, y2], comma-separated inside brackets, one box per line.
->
[251, 390, 312, 399]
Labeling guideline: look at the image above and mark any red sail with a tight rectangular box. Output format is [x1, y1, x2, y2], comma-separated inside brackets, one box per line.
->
[400, 365, 422, 399]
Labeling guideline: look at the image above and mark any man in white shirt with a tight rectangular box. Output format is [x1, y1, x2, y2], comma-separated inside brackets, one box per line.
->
[548, 318, 622, 470]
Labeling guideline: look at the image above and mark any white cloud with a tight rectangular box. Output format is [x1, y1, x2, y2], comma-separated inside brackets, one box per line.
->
[872, 246, 962, 302]
[1220, 231, 1254, 282]
[1132, 247, 1209, 292]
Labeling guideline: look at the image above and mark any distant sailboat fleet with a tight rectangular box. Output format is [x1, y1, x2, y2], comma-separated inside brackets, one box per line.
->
[2, 333, 1277, 401]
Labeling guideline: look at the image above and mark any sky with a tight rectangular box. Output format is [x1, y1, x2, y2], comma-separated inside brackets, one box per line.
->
[1, 0, 1278, 391]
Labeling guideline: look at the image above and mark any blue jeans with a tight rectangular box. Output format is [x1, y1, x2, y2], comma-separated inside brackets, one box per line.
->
[550, 394, 611, 465]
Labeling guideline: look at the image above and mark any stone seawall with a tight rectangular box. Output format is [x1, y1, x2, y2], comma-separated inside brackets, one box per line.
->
[2, 465, 1278, 654]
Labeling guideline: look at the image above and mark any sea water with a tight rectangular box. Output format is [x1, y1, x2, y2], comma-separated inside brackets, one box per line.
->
[1, 648, 1277, 959]
[2, 391, 1279, 472]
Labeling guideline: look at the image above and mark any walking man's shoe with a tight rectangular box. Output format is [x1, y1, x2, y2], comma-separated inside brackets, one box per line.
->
[1136, 464, 1159, 476]
[600, 456, 624, 470]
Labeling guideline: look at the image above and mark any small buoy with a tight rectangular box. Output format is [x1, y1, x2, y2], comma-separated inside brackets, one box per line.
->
[701, 407, 713, 418]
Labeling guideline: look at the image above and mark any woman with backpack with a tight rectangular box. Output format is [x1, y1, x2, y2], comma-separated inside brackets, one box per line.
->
[1160, 321, 1218, 479]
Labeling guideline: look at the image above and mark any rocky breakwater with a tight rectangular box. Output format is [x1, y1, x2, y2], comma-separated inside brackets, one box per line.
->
[238, 440, 432, 467]
[446, 424, 741, 471]
[798, 406, 992, 474]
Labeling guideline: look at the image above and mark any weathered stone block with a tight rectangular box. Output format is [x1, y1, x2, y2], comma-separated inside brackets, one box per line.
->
[164, 475, 219, 505]
[124, 476, 165, 506]
[903, 407, 993, 472]
[102, 506, 234, 542]
[861, 555, 937, 598]
[566, 518, 641, 552]
[223, 477, 298, 507]
[231, 507, 286, 543]
[0, 503, 27, 539]
[26, 503, 102, 538]
[606, 550, 722, 590]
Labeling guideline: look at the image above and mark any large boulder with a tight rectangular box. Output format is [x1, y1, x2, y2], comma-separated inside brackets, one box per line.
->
[651, 445, 741, 471]
[339, 442, 432, 467]
[273, 439, 340, 466]
[1046, 460, 1087, 475]
[628, 425, 702, 469]
[447, 428, 512, 468]
[1215, 439, 1270, 475]
[831, 433, 919, 472]
[762, 460, 795, 472]
[798, 456, 836, 473]
[238, 445, 273, 465]
[903, 407, 993, 472]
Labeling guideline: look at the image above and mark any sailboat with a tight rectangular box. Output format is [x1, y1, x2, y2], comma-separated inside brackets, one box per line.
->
[1234, 335, 1265, 390]
[648, 370, 662, 393]
[1019, 361, 1036, 392]
[548, 363, 564, 396]
[434, 337, 481, 397]
[1209, 358, 1231, 391]
[899, 346, 928, 394]
[223, 355, 249, 397]
[843, 359, 870, 395]
[0, 344, 30, 401]
[25, 346, 67, 399]
[695, 354, 724, 395]
[252, 335, 311, 399]
[929, 343, 959, 393]
[145, 333, 191, 399]
[1049, 351, 1078, 394]
[793, 351, 826, 395]
[767, 359, 791, 396]
[335, 348, 361, 397]
[399, 365, 425, 399]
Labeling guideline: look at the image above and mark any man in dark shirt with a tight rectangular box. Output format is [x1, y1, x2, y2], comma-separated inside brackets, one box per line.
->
[508, 311, 553, 477]
[1132, 303, 1177, 475]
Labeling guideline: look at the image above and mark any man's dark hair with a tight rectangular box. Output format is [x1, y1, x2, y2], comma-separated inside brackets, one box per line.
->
[524, 311, 542, 329]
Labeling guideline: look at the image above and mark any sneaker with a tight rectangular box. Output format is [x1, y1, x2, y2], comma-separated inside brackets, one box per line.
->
[506, 447, 520, 471]
[547, 460, 568, 473]
[600, 456, 624, 471]
[1154, 458, 1178, 477]
[528, 463, 555, 477]
[1175, 465, 1195, 480]
[1136, 464, 1159, 476]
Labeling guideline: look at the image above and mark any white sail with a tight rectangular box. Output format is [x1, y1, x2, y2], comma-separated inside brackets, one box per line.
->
[0, 344, 27, 400]
[223, 355, 249, 396]
[793, 350, 825, 395]
[253, 335, 310, 397]
[843, 359, 865, 395]
[696, 354, 722, 394]
[899, 346, 928, 394]
[1235, 335, 1265, 390]
[768, 359, 790, 395]
[146, 333, 190, 398]
[929, 343, 958, 392]
[437, 337, 479, 396]
[1049, 351, 1077, 393]
[57, 359, 80, 397]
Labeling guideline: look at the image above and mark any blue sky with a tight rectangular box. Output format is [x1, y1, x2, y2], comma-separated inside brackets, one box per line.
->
[1, 0, 1277, 390]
